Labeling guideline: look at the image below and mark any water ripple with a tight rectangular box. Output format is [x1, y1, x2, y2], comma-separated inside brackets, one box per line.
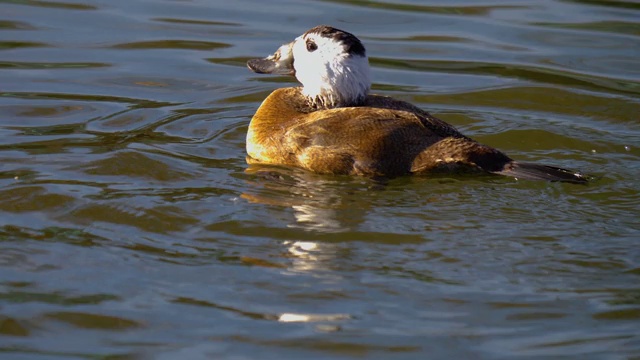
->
[1, 0, 639, 358]
[110, 40, 232, 51]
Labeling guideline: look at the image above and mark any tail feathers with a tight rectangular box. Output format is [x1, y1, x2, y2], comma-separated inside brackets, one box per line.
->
[494, 161, 589, 184]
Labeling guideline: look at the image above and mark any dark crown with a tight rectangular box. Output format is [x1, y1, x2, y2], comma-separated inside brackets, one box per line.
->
[303, 25, 366, 57]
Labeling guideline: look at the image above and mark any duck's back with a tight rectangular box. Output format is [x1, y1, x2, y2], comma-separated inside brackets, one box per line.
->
[246, 87, 512, 177]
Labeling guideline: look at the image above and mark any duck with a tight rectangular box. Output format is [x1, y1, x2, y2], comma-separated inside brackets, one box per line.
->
[246, 25, 588, 183]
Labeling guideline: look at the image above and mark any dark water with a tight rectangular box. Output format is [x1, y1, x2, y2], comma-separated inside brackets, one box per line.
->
[1, 0, 639, 358]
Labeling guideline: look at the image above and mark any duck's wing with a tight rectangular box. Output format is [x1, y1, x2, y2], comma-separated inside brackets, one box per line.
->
[283, 106, 449, 176]
[364, 94, 466, 139]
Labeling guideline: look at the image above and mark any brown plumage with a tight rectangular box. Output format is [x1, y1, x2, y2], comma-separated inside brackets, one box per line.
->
[247, 88, 587, 182]
[246, 26, 588, 183]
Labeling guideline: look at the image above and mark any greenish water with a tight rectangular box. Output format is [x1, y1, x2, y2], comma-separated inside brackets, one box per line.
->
[1, 0, 639, 359]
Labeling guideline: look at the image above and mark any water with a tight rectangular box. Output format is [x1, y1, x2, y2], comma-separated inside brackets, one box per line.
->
[1, 0, 639, 358]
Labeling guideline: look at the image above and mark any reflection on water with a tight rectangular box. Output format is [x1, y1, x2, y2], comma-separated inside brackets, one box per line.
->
[243, 165, 383, 232]
[1, 0, 639, 358]
[291, 205, 343, 231]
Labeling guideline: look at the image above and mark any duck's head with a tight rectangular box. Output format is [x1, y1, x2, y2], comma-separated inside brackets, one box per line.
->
[247, 25, 371, 109]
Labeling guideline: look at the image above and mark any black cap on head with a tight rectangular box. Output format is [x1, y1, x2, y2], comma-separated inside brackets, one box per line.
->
[303, 25, 366, 57]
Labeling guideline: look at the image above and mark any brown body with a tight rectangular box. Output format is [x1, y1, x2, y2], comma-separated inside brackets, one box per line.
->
[247, 87, 513, 177]
[246, 26, 587, 183]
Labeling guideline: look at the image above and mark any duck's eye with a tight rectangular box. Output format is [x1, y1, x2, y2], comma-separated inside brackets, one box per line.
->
[306, 39, 318, 52]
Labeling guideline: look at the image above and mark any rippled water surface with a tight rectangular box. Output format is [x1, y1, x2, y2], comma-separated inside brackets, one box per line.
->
[1, 0, 639, 358]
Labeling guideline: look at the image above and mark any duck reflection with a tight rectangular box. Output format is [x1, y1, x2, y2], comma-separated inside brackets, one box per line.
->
[282, 240, 320, 273]
[242, 161, 384, 233]
[241, 163, 394, 275]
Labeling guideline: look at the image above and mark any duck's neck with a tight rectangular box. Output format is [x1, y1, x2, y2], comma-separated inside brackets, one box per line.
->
[302, 90, 367, 109]
[298, 58, 371, 109]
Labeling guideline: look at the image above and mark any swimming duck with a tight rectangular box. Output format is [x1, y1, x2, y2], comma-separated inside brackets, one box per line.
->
[246, 25, 587, 183]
